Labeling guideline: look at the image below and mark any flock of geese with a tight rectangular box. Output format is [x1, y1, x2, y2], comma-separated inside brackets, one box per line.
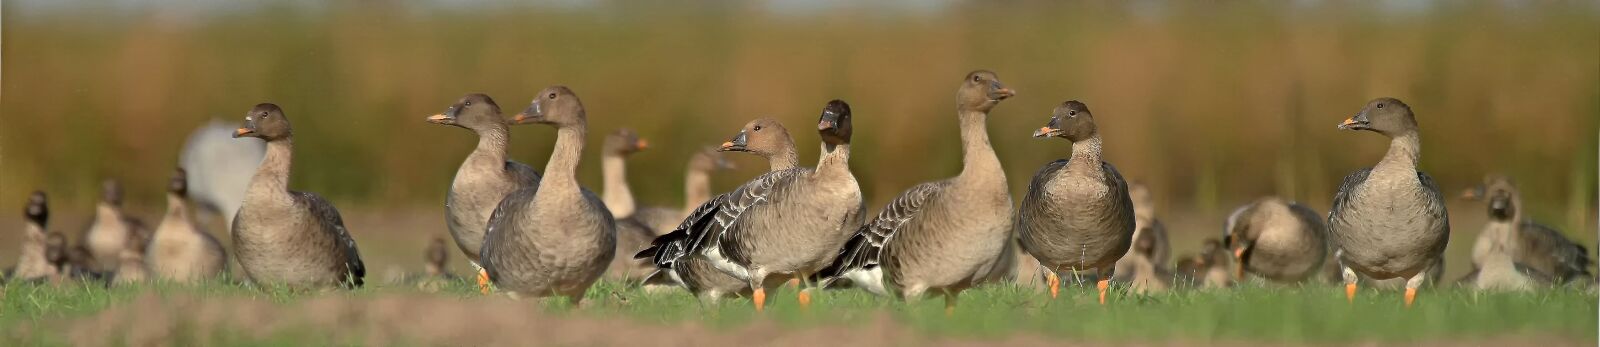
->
[5, 70, 1593, 313]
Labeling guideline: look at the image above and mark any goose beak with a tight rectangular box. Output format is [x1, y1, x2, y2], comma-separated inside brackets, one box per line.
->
[1338, 112, 1370, 130]
[511, 113, 532, 124]
[636, 138, 649, 150]
[426, 114, 454, 125]
[1033, 126, 1059, 138]
[233, 128, 255, 138]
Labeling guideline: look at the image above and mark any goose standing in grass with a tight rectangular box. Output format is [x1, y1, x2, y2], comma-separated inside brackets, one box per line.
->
[7, 191, 55, 282]
[638, 119, 797, 302]
[110, 231, 151, 286]
[232, 103, 367, 288]
[633, 147, 737, 234]
[599, 129, 659, 282]
[1016, 100, 1136, 305]
[146, 168, 229, 282]
[815, 71, 1015, 313]
[83, 179, 149, 273]
[1328, 97, 1448, 307]
[1458, 175, 1591, 290]
[641, 100, 865, 311]
[1114, 231, 1171, 294]
[1112, 183, 1169, 284]
[1222, 197, 1328, 283]
[480, 86, 616, 304]
[427, 93, 543, 293]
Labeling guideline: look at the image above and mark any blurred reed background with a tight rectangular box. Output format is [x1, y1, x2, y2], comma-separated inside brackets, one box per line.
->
[2, 1, 1596, 275]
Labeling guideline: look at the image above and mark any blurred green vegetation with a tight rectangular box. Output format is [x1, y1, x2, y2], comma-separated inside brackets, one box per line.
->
[1, 280, 1595, 344]
[1, 1, 1595, 233]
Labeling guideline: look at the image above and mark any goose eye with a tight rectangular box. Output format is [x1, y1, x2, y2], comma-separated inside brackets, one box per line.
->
[753, 125, 763, 131]
[547, 93, 557, 99]
[1068, 110, 1077, 116]
[972, 75, 981, 82]
[464, 101, 472, 107]
[1376, 104, 1384, 109]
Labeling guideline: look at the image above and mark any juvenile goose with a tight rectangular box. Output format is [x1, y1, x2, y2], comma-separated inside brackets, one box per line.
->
[1458, 175, 1591, 290]
[414, 237, 458, 292]
[1328, 97, 1449, 307]
[479, 86, 616, 303]
[232, 103, 367, 288]
[816, 71, 1015, 313]
[83, 179, 149, 272]
[8, 191, 55, 282]
[1222, 197, 1328, 283]
[1114, 231, 1171, 294]
[1173, 239, 1236, 289]
[110, 231, 150, 286]
[427, 93, 542, 292]
[638, 119, 797, 302]
[600, 128, 649, 218]
[640, 100, 865, 312]
[146, 168, 228, 282]
[1112, 183, 1169, 284]
[45, 232, 71, 284]
[633, 147, 737, 234]
[1017, 100, 1136, 304]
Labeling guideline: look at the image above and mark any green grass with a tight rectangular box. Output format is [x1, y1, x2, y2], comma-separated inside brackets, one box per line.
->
[1, 278, 1594, 345]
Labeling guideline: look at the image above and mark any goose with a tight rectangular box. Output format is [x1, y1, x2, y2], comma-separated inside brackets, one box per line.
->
[638, 119, 797, 302]
[7, 191, 55, 282]
[1222, 197, 1328, 283]
[1173, 239, 1235, 289]
[479, 86, 616, 304]
[232, 103, 367, 288]
[1114, 231, 1171, 294]
[83, 179, 149, 272]
[598, 129, 660, 282]
[1458, 175, 1591, 290]
[110, 230, 150, 286]
[44, 232, 71, 284]
[427, 93, 542, 293]
[146, 168, 229, 283]
[1112, 183, 1169, 284]
[1328, 97, 1449, 307]
[633, 147, 737, 234]
[414, 237, 459, 292]
[600, 128, 648, 218]
[815, 71, 1016, 313]
[640, 100, 865, 311]
[1016, 100, 1136, 304]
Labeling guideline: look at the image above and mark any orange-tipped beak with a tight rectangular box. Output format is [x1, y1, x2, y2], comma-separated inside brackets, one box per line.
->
[997, 88, 1016, 98]
[427, 114, 450, 122]
[720, 141, 735, 150]
[234, 128, 254, 138]
[636, 139, 649, 150]
[1032, 126, 1058, 138]
[512, 113, 531, 124]
[1340, 118, 1359, 127]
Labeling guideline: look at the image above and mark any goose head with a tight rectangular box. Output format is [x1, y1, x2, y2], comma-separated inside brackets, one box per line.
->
[234, 103, 293, 141]
[24, 191, 48, 226]
[957, 70, 1015, 113]
[603, 128, 649, 157]
[512, 86, 586, 129]
[1339, 97, 1418, 137]
[816, 99, 854, 146]
[720, 118, 794, 158]
[428, 93, 505, 131]
[1033, 100, 1098, 142]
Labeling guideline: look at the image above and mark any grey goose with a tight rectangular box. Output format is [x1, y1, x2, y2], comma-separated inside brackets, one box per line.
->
[815, 71, 1016, 314]
[640, 100, 865, 311]
[232, 103, 367, 288]
[479, 86, 616, 304]
[1459, 175, 1591, 290]
[639, 119, 798, 303]
[1016, 100, 1135, 304]
[1328, 97, 1448, 307]
[427, 93, 542, 293]
[1222, 197, 1328, 283]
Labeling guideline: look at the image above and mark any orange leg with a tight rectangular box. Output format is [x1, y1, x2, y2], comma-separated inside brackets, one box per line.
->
[753, 287, 767, 312]
[944, 294, 957, 317]
[1096, 279, 1109, 305]
[1047, 272, 1060, 299]
[478, 269, 491, 295]
[1345, 283, 1357, 304]
[1404, 288, 1417, 308]
[797, 289, 812, 311]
